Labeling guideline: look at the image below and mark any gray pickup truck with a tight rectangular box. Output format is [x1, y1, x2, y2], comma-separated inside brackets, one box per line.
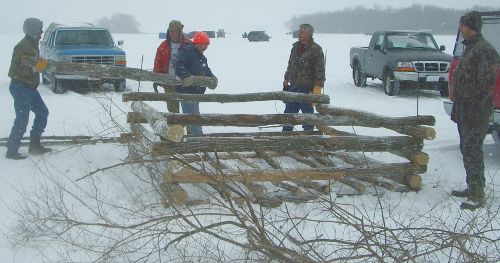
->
[350, 31, 452, 96]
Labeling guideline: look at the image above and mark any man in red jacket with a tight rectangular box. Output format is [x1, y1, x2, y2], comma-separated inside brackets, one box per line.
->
[153, 20, 191, 113]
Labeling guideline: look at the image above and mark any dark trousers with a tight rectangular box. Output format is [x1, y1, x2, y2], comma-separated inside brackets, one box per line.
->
[457, 119, 489, 191]
[283, 86, 314, 131]
[6, 80, 49, 154]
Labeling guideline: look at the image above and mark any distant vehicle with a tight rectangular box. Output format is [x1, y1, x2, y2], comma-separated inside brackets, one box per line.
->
[217, 29, 226, 38]
[292, 30, 298, 38]
[350, 30, 452, 96]
[203, 31, 216, 38]
[443, 11, 500, 145]
[242, 32, 248, 38]
[40, 22, 126, 93]
[247, 31, 271, 42]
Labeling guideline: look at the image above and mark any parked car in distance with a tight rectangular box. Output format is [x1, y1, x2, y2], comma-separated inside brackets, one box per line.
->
[443, 11, 500, 145]
[247, 31, 270, 42]
[350, 30, 452, 96]
[40, 23, 126, 93]
[203, 31, 216, 38]
[217, 29, 226, 38]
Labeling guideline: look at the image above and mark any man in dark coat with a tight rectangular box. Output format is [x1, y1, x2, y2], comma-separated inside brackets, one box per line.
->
[451, 11, 500, 209]
[282, 24, 325, 132]
[6, 18, 51, 160]
[175, 32, 217, 136]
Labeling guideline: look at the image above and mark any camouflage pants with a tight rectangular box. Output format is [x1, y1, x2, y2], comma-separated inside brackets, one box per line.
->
[457, 119, 489, 191]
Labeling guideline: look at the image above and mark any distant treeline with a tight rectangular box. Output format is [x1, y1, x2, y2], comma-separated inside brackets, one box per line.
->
[286, 5, 497, 35]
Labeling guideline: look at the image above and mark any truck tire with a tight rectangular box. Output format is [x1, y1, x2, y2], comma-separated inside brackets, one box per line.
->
[51, 74, 65, 94]
[353, 63, 367, 87]
[492, 130, 500, 146]
[439, 82, 449, 97]
[383, 71, 396, 96]
[114, 79, 126, 92]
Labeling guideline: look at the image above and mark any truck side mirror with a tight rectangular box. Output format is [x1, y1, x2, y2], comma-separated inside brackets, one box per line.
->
[117, 40, 124, 47]
[440, 45, 446, 52]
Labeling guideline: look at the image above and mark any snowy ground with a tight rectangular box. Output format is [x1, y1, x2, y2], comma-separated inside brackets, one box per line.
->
[0, 32, 499, 262]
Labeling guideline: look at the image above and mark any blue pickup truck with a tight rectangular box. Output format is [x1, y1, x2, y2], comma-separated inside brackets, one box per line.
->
[40, 23, 127, 93]
[350, 31, 452, 96]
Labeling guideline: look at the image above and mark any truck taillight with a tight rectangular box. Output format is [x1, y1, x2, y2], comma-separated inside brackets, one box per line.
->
[115, 55, 126, 66]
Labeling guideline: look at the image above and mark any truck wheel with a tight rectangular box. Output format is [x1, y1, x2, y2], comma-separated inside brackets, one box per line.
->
[42, 73, 49, 85]
[383, 72, 396, 96]
[439, 83, 449, 97]
[51, 74, 65, 94]
[353, 64, 367, 87]
[114, 79, 126, 92]
[493, 130, 500, 146]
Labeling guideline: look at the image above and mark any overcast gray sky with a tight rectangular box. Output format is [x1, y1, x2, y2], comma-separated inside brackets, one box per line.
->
[1, 0, 498, 34]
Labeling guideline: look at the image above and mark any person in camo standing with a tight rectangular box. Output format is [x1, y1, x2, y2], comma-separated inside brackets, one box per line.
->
[153, 20, 191, 113]
[450, 11, 500, 210]
[6, 18, 51, 160]
[282, 23, 325, 132]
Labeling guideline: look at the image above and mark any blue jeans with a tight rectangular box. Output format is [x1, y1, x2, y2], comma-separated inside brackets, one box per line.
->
[283, 86, 314, 131]
[6, 80, 49, 154]
[181, 101, 203, 136]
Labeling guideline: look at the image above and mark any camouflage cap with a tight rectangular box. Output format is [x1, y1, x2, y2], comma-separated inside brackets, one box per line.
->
[168, 20, 184, 32]
[460, 11, 482, 33]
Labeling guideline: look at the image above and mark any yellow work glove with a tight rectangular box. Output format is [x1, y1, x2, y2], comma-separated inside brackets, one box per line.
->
[34, 58, 48, 72]
[311, 86, 323, 95]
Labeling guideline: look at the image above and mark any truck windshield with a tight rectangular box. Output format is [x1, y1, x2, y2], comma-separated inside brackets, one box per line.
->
[55, 30, 114, 46]
[387, 33, 439, 50]
[453, 18, 500, 57]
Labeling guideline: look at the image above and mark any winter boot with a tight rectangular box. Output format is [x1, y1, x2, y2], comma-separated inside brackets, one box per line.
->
[28, 136, 52, 155]
[5, 151, 28, 160]
[451, 187, 472, 198]
[460, 185, 485, 210]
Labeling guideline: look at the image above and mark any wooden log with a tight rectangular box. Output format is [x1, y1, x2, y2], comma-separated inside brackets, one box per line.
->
[130, 101, 184, 143]
[384, 174, 422, 190]
[285, 151, 321, 168]
[123, 91, 330, 104]
[295, 180, 331, 194]
[28, 58, 219, 88]
[315, 104, 435, 127]
[152, 135, 423, 156]
[336, 178, 367, 193]
[0, 137, 121, 147]
[163, 113, 360, 127]
[164, 162, 418, 184]
[393, 151, 430, 166]
[204, 131, 323, 138]
[255, 150, 306, 195]
[356, 176, 397, 191]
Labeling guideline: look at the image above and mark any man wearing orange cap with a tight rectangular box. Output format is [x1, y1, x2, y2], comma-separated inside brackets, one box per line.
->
[175, 32, 218, 136]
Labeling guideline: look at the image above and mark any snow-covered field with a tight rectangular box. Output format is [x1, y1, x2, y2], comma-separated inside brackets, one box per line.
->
[0, 32, 499, 262]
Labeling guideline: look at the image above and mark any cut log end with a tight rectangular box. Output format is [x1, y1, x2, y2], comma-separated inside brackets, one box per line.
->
[406, 175, 422, 190]
[166, 124, 184, 143]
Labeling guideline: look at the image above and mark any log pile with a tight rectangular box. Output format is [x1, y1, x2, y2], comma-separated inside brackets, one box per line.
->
[123, 91, 435, 207]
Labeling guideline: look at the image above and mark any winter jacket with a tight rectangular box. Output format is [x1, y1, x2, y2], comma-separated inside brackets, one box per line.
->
[452, 34, 500, 124]
[8, 36, 40, 88]
[175, 45, 214, 94]
[153, 34, 192, 74]
[284, 39, 325, 89]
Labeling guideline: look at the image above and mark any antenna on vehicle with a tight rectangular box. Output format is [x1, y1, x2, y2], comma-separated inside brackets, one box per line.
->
[137, 55, 144, 92]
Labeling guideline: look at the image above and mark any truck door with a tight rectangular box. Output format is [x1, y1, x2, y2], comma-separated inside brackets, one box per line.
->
[366, 33, 386, 78]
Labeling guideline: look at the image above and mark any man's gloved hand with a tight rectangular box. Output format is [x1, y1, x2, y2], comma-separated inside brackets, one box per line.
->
[34, 58, 48, 72]
[182, 76, 195, 87]
[282, 79, 290, 91]
[207, 76, 218, 90]
[311, 86, 323, 95]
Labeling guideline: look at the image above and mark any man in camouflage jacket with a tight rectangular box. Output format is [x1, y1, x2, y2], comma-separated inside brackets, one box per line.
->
[6, 18, 51, 160]
[282, 24, 325, 132]
[451, 11, 500, 209]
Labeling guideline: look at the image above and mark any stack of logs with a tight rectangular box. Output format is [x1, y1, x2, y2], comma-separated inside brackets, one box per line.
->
[122, 91, 435, 207]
